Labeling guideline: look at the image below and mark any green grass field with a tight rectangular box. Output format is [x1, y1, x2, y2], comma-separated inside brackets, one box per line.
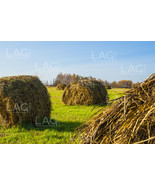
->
[0, 88, 127, 144]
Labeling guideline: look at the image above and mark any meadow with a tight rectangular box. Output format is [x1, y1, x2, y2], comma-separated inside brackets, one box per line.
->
[0, 88, 127, 144]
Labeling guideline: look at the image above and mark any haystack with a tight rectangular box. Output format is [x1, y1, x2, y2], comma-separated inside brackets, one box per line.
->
[56, 83, 67, 90]
[105, 85, 111, 89]
[62, 80, 108, 105]
[74, 74, 155, 144]
[0, 76, 51, 127]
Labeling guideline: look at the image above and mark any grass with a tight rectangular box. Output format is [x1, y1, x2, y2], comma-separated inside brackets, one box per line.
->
[0, 88, 128, 144]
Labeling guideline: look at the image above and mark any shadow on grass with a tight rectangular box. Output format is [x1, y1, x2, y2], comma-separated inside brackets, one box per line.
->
[19, 120, 82, 133]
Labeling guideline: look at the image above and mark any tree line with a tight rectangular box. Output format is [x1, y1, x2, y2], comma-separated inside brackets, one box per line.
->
[49, 72, 134, 88]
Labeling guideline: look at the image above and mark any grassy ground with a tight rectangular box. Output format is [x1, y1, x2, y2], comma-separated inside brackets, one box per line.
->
[0, 88, 128, 144]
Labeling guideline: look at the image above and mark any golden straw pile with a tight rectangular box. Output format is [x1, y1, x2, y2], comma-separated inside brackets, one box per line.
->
[74, 74, 155, 144]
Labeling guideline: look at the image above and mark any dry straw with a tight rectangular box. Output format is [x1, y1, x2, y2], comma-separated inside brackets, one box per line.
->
[56, 83, 67, 90]
[0, 75, 51, 127]
[73, 74, 155, 144]
[62, 80, 108, 106]
[105, 85, 111, 89]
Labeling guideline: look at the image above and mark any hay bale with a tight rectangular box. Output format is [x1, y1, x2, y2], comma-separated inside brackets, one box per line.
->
[0, 75, 51, 127]
[56, 83, 67, 90]
[105, 85, 111, 89]
[62, 80, 108, 105]
[74, 74, 155, 144]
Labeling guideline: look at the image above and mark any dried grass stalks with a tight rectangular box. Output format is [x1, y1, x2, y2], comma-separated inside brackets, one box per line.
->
[0, 76, 51, 127]
[74, 74, 155, 144]
[62, 80, 108, 105]
[105, 85, 111, 89]
[56, 83, 67, 90]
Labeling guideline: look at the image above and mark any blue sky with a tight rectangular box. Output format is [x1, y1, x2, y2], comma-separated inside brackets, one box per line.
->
[0, 41, 154, 83]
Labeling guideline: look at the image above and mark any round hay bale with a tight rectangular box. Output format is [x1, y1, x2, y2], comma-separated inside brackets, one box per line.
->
[74, 73, 155, 144]
[0, 76, 51, 127]
[56, 83, 67, 90]
[62, 80, 108, 105]
[105, 85, 111, 89]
